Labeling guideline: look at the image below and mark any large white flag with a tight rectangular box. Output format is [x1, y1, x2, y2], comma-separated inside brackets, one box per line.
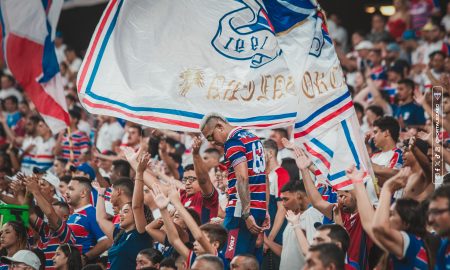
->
[262, 0, 374, 190]
[77, 0, 300, 131]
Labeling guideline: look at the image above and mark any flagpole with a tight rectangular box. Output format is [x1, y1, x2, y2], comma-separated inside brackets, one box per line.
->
[67, 126, 75, 162]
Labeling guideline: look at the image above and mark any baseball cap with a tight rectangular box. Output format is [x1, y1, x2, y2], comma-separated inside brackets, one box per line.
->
[42, 172, 62, 197]
[354, 40, 374, 51]
[76, 163, 96, 181]
[1, 250, 41, 270]
[402, 30, 417, 41]
[386, 42, 401, 52]
[422, 21, 436, 32]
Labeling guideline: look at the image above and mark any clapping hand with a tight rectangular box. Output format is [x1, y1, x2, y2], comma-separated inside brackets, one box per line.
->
[281, 138, 295, 150]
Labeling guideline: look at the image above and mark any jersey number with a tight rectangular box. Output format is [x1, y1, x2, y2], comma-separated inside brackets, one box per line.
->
[252, 141, 265, 174]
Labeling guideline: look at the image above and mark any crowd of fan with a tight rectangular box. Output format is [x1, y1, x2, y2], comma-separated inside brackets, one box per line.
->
[0, 0, 449, 269]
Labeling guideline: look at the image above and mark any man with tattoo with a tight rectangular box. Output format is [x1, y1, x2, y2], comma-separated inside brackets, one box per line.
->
[200, 113, 267, 264]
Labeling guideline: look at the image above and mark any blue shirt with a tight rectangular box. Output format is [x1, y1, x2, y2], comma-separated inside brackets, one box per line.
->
[436, 238, 450, 270]
[391, 232, 429, 270]
[6, 111, 21, 128]
[391, 102, 426, 126]
[67, 204, 107, 254]
[108, 227, 152, 270]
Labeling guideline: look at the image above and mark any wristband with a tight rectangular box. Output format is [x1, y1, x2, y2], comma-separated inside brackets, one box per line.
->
[135, 178, 144, 182]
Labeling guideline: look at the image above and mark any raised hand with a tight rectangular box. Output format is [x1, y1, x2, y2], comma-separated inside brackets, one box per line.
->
[192, 136, 202, 155]
[413, 88, 426, 105]
[285, 210, 301, 226]
[292, 146, 313, 170]
[23, 175, 41, 195]
[150, 185, 170, 210]
[417, 131, 432, 145]
[385, 167, 411, 192]
[137, 153, 151, 174]
[281, 138, 295, 150]
[345, 164, 365, 184]
[167, 182, 180, 204]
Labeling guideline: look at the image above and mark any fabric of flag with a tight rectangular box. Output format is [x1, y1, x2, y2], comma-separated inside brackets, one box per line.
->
[77, 0, 300, 131]
[263, 0, 374, 190]
[0, 0, 69, 134]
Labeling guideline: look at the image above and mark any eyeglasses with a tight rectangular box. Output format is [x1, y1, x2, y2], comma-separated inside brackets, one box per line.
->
[427, 208, 450, 217]
[182, 176, 197, 184]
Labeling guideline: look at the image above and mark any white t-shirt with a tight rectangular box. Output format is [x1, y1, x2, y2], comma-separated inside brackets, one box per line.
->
[415, 40, 444, 65]
[21, 136, 42, 175]
[96, 121, 125, 152]
[277, 147, 294, 164]
[280, 214, 306, 270]
[300, 207, 324, 244]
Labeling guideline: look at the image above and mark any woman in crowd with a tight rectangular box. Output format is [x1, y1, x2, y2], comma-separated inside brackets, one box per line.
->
[0, 221, 28, 269]
[135, 248, 164, 270]
[96, 154, 152, 270]
[52, 244, 82, 270]
[387, 0, 410, 40]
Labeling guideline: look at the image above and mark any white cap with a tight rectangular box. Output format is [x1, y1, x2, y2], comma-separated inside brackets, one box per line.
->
[354, 40, 374, 51]
[1, 250, 41, 270]
[42, 172, 62, 197]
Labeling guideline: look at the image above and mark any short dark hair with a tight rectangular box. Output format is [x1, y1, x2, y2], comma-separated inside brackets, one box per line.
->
[316, 224, 350, 253]
[281, 158, 299, 181]
[194, 254, 224, 270]
[81, 264, 103, 270]
[71, 176, 92, 191]
[353, 102, 364, 114]
[52, 201, 70, 215]
[263, 139, 278, 156]
[186, 208, 201, 226]
[112, 159, 131, 178]
[169, 153, 182, 165]
[4, 95, 18, 105]
[112, 177, 134, 199]
[429, 50, 446, 60]
[60, 175, 72, 184]
[272, 128, 288, 139]
[128, 124, 143, 135]
[69, 109, 81, 121]
[28, 114, 41, 124]
[234, 254, 259, 270]
[398, 78, 415, 91]
[138, 248, 163, 265]
[308, 243, 345, 270]
[373, 116, 400, 142]
[184, 164, 194, 172]
[159, 257, 176, 269]
[204, 148, 220, 157]
[366, 105, 384, 117]
[199, 223, 228, 250]
[430, 184, 450, 209]
[281, 180, 305, 193]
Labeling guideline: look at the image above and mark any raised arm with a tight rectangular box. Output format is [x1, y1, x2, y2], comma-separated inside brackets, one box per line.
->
[151, 185, 190, 259]
[372, 168, 410, 258]
[23, 175, 61, 231]
[96, 188, 115, 241]
[290, 144, 334, 219]
[133, 154, 151, 233]
[168, 183, 215, 255]
[192, 137, 214, 195]
[145, 218, 166, 244]
[346, 165, 384, 249]
[286, 210, 309, 255]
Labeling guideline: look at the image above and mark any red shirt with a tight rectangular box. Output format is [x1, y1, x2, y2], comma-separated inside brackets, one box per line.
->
[342, 212, 373, 270]
[180, 189, 219, 224]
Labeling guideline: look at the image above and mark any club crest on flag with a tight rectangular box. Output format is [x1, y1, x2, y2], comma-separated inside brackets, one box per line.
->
[211, 0, 281, 68]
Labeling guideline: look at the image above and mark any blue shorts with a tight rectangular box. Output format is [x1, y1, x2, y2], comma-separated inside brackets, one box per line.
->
[222, 215, 264, 262]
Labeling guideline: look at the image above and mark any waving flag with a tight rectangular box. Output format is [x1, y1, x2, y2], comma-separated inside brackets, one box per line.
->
[77, 0, 299, 131]
[0, 0, 69, 134]
[263, 0, 374, 190]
